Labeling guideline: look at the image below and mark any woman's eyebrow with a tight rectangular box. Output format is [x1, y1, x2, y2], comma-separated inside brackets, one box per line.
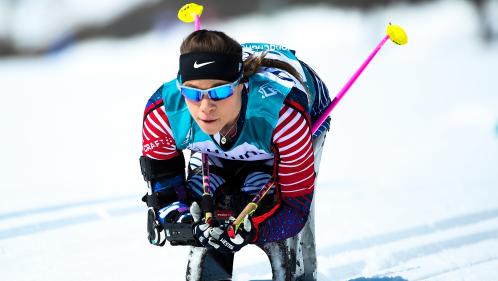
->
[184, 81, 228, 89]
[210, 82, 228, 87]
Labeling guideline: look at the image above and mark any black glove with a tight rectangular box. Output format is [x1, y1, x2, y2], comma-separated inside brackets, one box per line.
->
[191, 202, 255, 253]
[191, 202, 220, 249]
[209, 215, 255, 253]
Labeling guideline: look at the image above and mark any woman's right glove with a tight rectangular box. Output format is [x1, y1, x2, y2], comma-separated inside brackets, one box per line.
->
[191, 202, 222, 249]
[209, 215, 255, 253]
[191, 202, 255, 252]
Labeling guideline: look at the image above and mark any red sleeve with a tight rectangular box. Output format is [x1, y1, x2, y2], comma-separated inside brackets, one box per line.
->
[251, 102, 315, 243]
[142, 100, 179, 160]
[272, 103, 315, 197]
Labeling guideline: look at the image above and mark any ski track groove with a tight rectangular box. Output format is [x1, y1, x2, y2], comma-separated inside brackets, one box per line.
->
[412, 255, 498, 281]
[318, 207, 498, 256]
[2, 197, 498, 280]
[0, 194, 137, 221]
[0, 201, 142, 240]
[383, 228, 498, 269]
[322, 227, 498, 280]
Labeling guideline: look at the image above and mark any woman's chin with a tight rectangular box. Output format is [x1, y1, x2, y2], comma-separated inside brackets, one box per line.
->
[197, 120, 221, 135]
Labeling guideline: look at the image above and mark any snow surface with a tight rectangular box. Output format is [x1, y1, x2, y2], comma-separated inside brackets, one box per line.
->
[1, 0, 498, 280]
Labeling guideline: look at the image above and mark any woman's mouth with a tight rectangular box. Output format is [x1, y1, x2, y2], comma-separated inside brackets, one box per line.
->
[199, 118, 217, 124]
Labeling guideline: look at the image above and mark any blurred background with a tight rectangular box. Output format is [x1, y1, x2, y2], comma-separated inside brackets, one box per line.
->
[1, 0, 497, 280]
[1, 0, 498, 57]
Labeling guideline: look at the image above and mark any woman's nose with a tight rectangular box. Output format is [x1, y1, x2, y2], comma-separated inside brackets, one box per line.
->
[199, 95, 216, 114]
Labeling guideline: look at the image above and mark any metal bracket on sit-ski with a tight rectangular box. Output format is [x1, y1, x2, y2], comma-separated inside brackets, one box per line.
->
[163, 223, 199, 246]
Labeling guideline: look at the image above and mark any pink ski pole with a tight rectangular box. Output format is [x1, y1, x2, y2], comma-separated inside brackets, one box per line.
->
[194, 15, 201, 31]
[312, 23, 408, 134]
[231, 24, 408, 236]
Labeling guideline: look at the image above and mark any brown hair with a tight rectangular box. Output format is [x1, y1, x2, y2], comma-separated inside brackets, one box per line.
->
[180, 30, 306, 88]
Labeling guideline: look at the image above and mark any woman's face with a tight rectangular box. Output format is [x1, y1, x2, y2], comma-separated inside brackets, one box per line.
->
[183, 79, 243, 135]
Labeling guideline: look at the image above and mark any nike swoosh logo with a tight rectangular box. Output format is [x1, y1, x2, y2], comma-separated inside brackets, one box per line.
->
[193, 61, 215, 68]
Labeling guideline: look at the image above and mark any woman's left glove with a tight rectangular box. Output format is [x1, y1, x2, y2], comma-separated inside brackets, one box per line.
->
[208, 216, 255, 253]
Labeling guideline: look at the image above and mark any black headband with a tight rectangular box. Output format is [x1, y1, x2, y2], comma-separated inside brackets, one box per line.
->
[179, 52, 242, 83]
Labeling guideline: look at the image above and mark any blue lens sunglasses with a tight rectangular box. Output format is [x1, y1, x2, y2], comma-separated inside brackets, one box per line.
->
[177, 75, 243, 102]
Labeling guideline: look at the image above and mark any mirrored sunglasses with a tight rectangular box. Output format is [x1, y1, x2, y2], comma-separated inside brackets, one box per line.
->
[177, 77, 241, 102]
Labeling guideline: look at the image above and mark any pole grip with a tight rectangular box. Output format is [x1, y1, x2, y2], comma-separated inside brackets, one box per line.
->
[233, 202, 258, 228]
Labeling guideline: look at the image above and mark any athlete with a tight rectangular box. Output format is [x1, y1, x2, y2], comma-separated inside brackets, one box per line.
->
[140, 29, 331, 280]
